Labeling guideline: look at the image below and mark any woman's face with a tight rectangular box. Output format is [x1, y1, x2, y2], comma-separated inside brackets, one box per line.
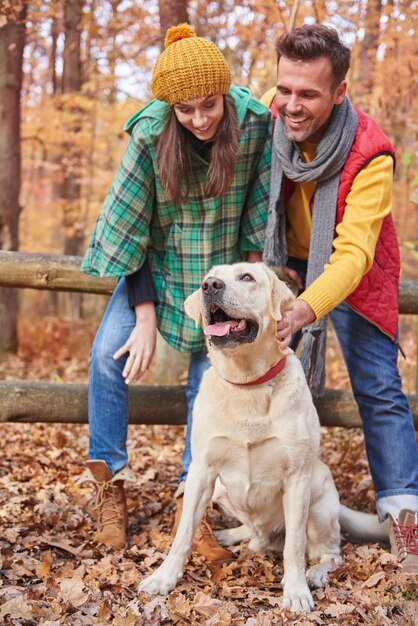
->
[173, 94, 224, 141]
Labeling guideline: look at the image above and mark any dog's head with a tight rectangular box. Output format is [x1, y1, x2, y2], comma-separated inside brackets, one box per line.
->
[184, 262, 294, 352]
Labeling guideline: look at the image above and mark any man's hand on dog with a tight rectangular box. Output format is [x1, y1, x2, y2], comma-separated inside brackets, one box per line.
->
[276, 300, 316, 348]
[113, 301, 157, 384]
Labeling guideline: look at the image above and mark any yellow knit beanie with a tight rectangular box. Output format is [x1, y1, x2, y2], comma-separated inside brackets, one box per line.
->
[151, 23, 232, 105]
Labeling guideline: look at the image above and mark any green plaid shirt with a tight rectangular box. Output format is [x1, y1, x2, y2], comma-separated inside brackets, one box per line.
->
[82, 86, 272, 352]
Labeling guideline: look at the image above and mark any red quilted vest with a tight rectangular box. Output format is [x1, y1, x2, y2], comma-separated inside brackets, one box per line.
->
[269, 98, 399, 339]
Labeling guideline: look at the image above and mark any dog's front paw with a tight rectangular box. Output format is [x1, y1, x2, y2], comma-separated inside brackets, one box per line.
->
[138, 568, 182, 596]
[281, 583, 314, 613]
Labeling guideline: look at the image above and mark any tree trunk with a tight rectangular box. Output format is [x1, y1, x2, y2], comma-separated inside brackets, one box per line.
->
[107, 0, 120, 105]
[312, 0, 327, 24]
[357, 0, 382, 111]
[50, 3, 61, 95]
[0, 4, 27, 351]
[158, 0, 189, 44]
[60, 0, 84, 317]
[62, 0, 84, 258]
[62, 0, 83, 94]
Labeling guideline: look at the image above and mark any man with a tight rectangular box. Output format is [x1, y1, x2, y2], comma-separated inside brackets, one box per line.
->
[262, 24, 418, 573]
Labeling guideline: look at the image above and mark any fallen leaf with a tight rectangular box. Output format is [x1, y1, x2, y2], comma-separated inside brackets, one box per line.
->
[142, 597, 169, 624]
[379, 551, 398, 566]
[24, 533, 84, 556]
[204, 609, 233, 625]
[193, 591, 223, 610]
[59, 577, 89, 607]
[112, 607, 142, 626]
[324, 601, 356, 617]
[0, 594, 33, 619]
[36, 551, 53, 578]
[361, 571, 386, 588]
[166, 591, 193, 620]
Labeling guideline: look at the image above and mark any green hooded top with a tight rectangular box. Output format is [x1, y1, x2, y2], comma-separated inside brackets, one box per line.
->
[82, 86, 272, 352]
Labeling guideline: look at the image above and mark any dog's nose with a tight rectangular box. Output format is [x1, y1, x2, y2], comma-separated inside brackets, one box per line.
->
[202, 276, 225, 295]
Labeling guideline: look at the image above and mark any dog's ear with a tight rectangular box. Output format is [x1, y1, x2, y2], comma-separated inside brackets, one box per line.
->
[184, 289, 203, 327]
[268, 270, 295, 321]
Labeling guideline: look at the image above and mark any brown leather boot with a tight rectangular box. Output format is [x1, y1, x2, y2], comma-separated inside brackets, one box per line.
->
[78, 460, 135, 550]
[173, 495, 233, 562]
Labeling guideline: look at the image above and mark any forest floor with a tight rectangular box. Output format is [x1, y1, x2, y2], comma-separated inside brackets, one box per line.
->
[0, 314, 417, 625]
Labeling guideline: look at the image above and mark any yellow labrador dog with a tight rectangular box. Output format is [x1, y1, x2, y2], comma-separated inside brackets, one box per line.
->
[139, 262, 342, 612]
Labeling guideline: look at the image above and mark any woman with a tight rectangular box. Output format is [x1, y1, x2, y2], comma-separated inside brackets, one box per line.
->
[81, 24, 272, 553]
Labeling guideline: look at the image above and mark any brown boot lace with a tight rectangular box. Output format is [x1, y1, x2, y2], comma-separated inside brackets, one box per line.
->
[393, 521, 418, 559]
[96, 482, 124, 531]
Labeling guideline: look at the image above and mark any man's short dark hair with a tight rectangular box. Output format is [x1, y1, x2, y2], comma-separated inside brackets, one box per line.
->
[275, 24, 351, 87]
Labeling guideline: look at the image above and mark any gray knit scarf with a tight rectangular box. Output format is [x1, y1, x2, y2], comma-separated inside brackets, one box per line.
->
[263, 96, 358, 397]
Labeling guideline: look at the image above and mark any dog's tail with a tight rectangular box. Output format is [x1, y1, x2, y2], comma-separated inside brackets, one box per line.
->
[339, 504, 389, 542]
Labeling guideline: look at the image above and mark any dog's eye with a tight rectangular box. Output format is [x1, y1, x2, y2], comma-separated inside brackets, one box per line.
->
[240, 273, 255, 282]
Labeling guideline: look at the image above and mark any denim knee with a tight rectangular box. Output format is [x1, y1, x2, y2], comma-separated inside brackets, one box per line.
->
[90, 336, 126, 380]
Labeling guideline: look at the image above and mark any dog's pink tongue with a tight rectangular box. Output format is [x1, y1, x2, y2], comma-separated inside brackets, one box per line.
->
[204, 321, 239, 337]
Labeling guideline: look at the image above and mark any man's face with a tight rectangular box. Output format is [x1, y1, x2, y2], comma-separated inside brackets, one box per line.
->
[275, 56, 346, 143]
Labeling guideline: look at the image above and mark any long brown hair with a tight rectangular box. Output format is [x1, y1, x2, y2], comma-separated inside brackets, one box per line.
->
[156, 94, 240, 204]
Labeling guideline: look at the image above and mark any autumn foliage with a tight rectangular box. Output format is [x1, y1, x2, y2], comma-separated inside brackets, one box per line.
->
[0, 0, 417, 623]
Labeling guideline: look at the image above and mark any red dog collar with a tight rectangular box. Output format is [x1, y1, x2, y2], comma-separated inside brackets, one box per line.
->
[222, 356, 287, 386]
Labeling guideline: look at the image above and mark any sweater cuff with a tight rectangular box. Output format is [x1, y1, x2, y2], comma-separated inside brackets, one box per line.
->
[297, 288, 335, 321]
[125, 258, 159, 308]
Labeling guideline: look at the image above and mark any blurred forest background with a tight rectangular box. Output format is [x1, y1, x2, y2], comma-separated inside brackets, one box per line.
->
[0, 0, 417, 388]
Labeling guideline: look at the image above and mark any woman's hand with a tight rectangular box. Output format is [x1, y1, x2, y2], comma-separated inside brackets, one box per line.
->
[247, 250, 262, 263]
[113, 302, 157, 384]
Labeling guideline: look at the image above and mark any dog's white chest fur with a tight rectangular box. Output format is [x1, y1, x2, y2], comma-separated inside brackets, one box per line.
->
[209, 434, 287, 487]
[208, 434, 289, 532]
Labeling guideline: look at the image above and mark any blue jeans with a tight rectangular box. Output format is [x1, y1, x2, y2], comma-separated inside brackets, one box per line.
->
[330, 302, 418, 519]
[288, 257, 418, 519]
[180, 351, 211, 481]
[88, 277, 209, 478]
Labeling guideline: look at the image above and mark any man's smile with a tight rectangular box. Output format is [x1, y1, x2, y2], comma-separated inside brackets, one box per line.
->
[285, 114, 310, 125]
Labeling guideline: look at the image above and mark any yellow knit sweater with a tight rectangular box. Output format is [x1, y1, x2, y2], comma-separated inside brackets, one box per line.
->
[260, 89, 393, 320]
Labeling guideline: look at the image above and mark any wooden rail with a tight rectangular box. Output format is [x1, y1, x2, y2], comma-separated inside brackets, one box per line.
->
[0, 250, 417, 427]
[0, 381, 416, 428]
[0, 250, 417, 312]
[0, 250, 116, 294]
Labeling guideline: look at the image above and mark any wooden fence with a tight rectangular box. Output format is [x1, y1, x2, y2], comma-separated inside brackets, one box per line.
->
[0, 250, 417, 429]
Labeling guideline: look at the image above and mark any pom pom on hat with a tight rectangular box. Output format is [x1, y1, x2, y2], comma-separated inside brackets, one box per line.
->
[151, 23, 232, 105]
[164, 23, 195, 47]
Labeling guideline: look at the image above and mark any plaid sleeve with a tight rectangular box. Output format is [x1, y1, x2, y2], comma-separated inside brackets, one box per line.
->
[82, 119, 156, 277]
[239, 114, 272, 251]
[240, 233, 259, 252]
